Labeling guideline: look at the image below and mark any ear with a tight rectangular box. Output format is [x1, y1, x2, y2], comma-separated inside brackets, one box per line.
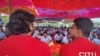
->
[29, 23, 34, 31]
[77, 29, 83, 37]
[77, 29, 82, 34]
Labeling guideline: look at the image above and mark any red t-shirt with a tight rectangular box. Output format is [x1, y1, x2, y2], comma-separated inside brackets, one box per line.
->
[0, 35, 51, 56]
[59, 38, 100, 56]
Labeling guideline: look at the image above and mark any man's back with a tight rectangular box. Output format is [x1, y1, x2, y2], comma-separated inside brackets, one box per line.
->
[0, 35, 51, 56]
[59, 38, 100, 56]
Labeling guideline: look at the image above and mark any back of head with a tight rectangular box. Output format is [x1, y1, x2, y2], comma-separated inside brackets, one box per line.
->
[7, 9, 35, 35]
[74, 17, 94, 37]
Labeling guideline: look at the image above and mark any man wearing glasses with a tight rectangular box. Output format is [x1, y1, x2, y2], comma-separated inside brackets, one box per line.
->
[59, 18, 100, 56]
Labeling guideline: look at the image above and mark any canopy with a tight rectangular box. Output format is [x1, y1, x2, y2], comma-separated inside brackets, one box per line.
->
[32, 0, 100, 10]
[0, 0, 100, 19]
[37, 7, 100, 19]
[0, 0, 37, 15]
[32, 0, 100, 19]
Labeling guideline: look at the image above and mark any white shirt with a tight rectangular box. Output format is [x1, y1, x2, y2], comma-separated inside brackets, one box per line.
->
[63, 31, 68, 36]
[92, 38, 100, 45]
[62, 36, 69, 44]
[0, 31, 5, 39]
[54, 34, 63, 41]
[0, 21, 3, 26]
[32, 30, 39, 38]
[41, 35, 52, 44]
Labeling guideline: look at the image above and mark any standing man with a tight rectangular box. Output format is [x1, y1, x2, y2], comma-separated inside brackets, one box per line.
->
[59, 18, 100, 56]
[0, 19, 3, 28]
[0, 9, 51, 56]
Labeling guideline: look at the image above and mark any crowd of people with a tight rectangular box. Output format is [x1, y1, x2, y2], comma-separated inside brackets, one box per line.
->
[32, 27, 69, 45]
[0, 9, 100, 56]
[1, 23, 100, 46]
[89, 28, 100, 45]
[32, 26, 100, 45]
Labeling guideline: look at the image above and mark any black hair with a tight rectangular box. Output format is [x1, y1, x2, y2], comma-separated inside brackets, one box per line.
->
[44, 30, 48, 34]
[7, 9, 35, 35]
[74, 17, 93, 37]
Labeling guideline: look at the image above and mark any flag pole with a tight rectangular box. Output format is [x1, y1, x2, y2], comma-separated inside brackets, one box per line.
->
[6, 0, 11, 14]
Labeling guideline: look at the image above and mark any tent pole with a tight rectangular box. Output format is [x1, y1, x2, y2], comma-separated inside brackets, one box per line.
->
[6, 0, 11, 14]
[0, 14, 1, 19]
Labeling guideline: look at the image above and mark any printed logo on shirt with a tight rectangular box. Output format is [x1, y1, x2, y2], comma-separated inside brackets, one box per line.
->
[5, 55, 9, 56]
[79, 52, 96, 56]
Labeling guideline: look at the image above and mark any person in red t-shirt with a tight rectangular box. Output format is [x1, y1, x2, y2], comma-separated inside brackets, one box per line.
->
[0, 9, 51, 56]
[59, 18, 100, 56]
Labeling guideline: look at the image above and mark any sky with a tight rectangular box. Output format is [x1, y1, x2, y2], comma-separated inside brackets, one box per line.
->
[91, 18, 100, 22]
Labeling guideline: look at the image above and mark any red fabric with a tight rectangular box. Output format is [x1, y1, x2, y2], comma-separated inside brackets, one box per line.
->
[0, 0, 100, 10]
[0, 0, 36, 15]
[59, 38, 100, 56]
[0, 0, 32, 7]
[32, 0, 100, 10]
[0, 35, 51, 56]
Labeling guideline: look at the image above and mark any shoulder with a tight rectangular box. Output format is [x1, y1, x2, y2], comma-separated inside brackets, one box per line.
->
[60, 39, 86, 52]
[60, 44, 73, 53]
[59, 44, 72, 56]
[32, 38, 51, 55]
[0, 36, 50, 51]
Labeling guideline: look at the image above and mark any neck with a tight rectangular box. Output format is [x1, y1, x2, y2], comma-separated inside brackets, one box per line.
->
[21, 32, 32, 36]
[71, 35, 86, 40]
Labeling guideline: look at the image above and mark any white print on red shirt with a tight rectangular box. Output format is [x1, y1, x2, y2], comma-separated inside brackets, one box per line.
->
[79, 52, 96, 56]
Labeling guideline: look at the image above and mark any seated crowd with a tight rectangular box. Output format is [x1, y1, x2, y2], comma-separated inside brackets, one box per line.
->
[0, 9, 100, 56]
